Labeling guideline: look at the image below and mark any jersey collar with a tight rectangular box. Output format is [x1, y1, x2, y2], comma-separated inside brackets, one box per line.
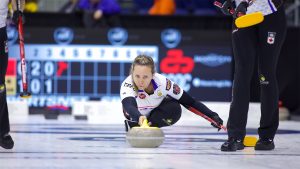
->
[151, 79, 158, 90]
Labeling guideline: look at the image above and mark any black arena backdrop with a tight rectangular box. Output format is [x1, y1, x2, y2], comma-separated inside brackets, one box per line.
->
[6, 27, 232, 113]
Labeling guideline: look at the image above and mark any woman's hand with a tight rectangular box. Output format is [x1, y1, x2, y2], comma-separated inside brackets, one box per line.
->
[220, 0, 234, 16]
[234, 1, 249, 18]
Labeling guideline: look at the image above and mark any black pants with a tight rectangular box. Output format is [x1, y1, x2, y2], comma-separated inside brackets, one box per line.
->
[148, 97, 182, 127]
[227, 8, 287, 140]
[123, 97, 182, 128]
[0, 26, 10, 136]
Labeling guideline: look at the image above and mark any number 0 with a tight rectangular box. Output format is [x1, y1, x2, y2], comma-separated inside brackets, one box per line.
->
[30, 79, 41, 94]
[44, 61, 55, 76]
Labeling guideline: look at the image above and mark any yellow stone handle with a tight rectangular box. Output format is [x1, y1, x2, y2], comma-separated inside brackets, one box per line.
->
[141, 119, 150, 128]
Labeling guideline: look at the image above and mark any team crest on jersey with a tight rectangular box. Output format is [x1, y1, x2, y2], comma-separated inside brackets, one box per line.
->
[173, 83, 181, 95]
[139, 93, 146, 99]
[166, 79, 171, 91]
[267, 32, 276, 44]
[157, 90, 162, 97]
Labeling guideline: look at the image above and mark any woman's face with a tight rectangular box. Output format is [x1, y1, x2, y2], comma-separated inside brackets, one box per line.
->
[132, 65, 153, 90]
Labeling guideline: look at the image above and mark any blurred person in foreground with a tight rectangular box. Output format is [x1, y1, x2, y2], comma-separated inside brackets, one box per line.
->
[217, 0, 287, 151]
[0, 0, 26, 150]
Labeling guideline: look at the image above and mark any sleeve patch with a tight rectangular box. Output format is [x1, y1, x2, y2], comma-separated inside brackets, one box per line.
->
[173, 83, 181, 95]
[166, 78, 171, 91]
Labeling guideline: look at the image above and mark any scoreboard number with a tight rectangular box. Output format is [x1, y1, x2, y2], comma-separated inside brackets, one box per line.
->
[44, 61, 55, 76]
[31, 61, 41, 76]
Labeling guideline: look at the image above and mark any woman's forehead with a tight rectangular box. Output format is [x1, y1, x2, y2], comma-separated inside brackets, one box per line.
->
[133, 65, 151, 70]
[133, 71, 152, 74]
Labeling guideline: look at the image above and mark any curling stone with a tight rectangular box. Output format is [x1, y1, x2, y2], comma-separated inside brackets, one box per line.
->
[126, 119, 165, 148]
[243, 136, 258, 147]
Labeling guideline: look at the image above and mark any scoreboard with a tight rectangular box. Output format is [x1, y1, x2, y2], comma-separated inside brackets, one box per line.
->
[7, 44, 158, 108]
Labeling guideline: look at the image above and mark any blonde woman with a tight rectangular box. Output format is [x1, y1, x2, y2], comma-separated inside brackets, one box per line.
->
[120, 55, 223, 132]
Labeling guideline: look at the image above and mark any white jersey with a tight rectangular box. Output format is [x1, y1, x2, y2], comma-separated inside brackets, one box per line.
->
[0, 0, 9, 28]
[120, 73, 184, 116]
[235, 0, 278, 16]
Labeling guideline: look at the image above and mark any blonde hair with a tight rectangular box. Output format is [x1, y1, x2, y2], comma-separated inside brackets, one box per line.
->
[130, 55, 156, 75]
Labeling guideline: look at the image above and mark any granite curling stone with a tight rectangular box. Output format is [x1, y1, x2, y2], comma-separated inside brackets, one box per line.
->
[126, 119, 165, 148]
